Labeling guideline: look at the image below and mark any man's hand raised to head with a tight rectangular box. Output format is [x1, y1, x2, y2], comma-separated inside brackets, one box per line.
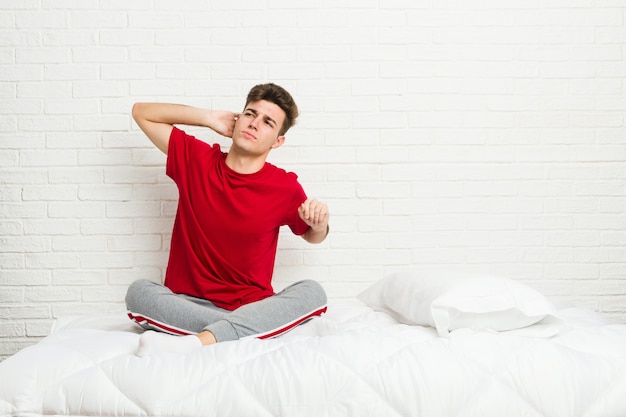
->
[208, 110, 238, 138]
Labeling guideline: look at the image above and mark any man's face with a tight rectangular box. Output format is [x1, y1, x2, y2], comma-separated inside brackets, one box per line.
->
[232, 100, 286, 156]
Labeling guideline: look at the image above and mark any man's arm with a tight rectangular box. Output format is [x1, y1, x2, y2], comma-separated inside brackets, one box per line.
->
[131, 102, 236, 155]
[298, 198, 330, 244]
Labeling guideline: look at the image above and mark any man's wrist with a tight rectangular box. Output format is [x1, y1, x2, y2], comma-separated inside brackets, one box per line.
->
[311, 224, 329, 238]
[204, 109, 218, 129]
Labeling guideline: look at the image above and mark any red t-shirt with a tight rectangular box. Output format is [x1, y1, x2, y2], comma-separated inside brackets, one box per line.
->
[164, 127, 310, 310]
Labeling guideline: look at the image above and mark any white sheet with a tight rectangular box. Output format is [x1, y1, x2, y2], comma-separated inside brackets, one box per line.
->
[1, 301, 626, 417]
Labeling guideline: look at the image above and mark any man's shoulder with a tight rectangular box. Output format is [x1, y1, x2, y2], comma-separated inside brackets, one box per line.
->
[264, 163, 300, 183]
[171, 127, 223, 155]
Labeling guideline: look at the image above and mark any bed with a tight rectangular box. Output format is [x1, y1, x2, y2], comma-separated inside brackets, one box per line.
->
[1, 270, 626, 417]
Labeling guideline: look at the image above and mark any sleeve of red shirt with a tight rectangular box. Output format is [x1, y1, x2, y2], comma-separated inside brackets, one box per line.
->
[166, 126, 188, 183]
[285, 172, 310, 236]
[166, 126, 218, 183]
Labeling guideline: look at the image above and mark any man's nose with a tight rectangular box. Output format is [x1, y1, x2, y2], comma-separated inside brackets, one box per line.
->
[248, 115, 261, 129]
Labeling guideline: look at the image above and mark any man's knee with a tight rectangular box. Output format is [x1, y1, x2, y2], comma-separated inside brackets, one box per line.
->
[295, 279, 327, 308]
[125, 279, 156, 311]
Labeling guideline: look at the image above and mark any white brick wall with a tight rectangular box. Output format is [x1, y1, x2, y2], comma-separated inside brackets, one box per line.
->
[1, 1, 625, 359]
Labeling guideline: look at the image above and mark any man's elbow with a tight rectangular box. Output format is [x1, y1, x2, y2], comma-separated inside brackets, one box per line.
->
[131, 102, 146, 123]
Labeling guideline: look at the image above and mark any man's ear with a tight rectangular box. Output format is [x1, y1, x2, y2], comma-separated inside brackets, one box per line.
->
[271, 135, 286, 149]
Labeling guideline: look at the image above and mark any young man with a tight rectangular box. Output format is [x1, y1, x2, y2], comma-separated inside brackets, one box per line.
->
[125, 83, 329, 356]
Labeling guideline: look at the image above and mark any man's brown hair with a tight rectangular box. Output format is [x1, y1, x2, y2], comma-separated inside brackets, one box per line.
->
[246, 83, 299, 136]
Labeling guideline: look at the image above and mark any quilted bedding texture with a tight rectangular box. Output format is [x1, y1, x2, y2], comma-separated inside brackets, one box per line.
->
[1, 302, 626, 417]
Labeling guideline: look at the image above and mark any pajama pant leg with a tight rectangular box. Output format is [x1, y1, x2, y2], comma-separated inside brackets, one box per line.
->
[125, 279, 327, 342]
[204, 279, 328, 342]
[125, 279, 227, 335]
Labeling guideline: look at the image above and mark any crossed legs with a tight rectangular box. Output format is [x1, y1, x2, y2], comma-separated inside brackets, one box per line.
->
[125, 279, 327, 356]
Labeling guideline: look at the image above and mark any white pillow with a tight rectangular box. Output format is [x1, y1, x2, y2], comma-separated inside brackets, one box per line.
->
[357, 270, 558, 337]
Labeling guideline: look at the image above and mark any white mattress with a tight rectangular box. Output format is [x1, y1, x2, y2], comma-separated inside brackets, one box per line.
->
[1, 301, 626, 417]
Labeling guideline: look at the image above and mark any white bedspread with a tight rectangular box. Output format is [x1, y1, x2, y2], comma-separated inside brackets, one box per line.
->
[1, 302, 626, 417]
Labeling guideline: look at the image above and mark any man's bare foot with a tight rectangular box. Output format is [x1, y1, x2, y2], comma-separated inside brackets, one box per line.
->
[196, 330, 217, 346]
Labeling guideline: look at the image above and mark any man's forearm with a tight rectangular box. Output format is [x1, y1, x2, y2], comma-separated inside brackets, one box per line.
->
[132, 103, 212, 154]
[132, 103, 212, 128]
[303, 225, 329, 244]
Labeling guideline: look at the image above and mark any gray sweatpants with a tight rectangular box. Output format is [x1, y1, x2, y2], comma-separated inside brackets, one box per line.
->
[125, 279, 327, 342]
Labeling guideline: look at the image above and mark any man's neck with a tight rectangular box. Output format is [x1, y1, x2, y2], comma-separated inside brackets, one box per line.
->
[224, 152, 267, 174]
